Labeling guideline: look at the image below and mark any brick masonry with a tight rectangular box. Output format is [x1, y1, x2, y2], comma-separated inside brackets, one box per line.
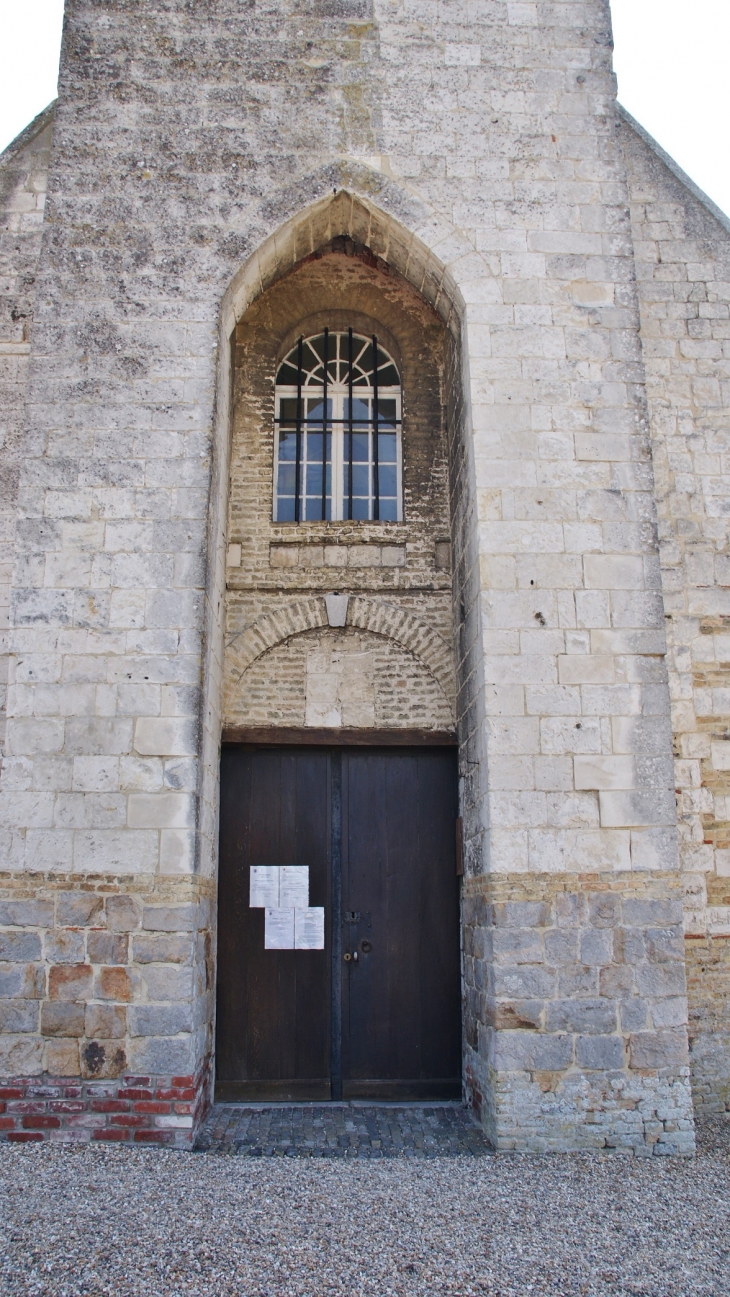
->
[0, 1071, 203, 1147]
[0, 1, 728, 1149]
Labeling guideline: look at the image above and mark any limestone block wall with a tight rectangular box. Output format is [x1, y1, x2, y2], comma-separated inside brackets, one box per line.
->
[0, 0, 704, 1150]
[621, 109, 730, 1114]
[0, 107, 54, 752]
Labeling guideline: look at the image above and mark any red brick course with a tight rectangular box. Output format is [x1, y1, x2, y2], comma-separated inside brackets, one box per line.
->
[0, 1067, 209, 1148]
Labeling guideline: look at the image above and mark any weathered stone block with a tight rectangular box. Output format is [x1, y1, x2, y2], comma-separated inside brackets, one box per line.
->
[0, 962, 45, 999]
[127, 1036, 196, 1075]
[81, 1039, 127, 1079]
[0, 930, 41, 961]
[48, 964, 92, 1001]
[0, 1031, 43, 1080]
[580, 929, 613, 967]
[105, 895, 142, 932]
[141, 905, 196, 932]
[629, 1029, 690, 1069]
[545, 999, 617, 1035]
[87, 931, 128, 965]
[57, 893, 104, 927]
[492, 928, 544, 964]
[128, 1005, 193, 1037]
[0, 999, 39, 1032]
[44, 930, 85, 964]
[41, 1039, 80, 1077]
[492, 1031, 573, 1073]
[132, 934, 192, 965]
[576, 1035, 624, 1070]
[0, 900, 53, 927]
[544, 929, 578, 966]
[85, 1003, 126, 1039]
[95, 966, 132, 1002]
[635, 965, 687, 999]
[41, 1001, 85, 1037]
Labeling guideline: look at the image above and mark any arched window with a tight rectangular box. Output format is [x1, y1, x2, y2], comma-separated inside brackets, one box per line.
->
[274, 329, 402, 522]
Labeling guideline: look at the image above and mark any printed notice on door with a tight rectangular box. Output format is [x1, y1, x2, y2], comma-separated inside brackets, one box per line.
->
[250, 866, 280, 908]
[280, 866, 309, 909]
[253, 866, 323, 950]
[264, 907, 295, 949]
[294, 906, 325, 950]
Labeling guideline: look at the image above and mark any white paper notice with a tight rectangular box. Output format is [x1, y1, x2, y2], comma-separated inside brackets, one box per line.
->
[264, 907, 295, 949]
[294, 907, 325, 950]
[250, 866, 280, 908]
[280, 865, 309, 909]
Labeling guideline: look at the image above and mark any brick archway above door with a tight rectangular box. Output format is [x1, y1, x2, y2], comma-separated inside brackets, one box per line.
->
[224, 596, 456, 710]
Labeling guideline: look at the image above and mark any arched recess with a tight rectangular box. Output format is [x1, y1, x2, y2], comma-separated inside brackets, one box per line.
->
[197, 166, 485, 878]
[223, 596, 456, 713]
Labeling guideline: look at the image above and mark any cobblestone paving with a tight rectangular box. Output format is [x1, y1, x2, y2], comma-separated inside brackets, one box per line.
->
[196, 1102, 491, 1157]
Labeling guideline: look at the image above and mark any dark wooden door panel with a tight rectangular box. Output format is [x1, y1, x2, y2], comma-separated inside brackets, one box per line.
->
[216, 746, 331, 1100]
[216, 744, 461, 1102]
[341, 748, 461, 1099]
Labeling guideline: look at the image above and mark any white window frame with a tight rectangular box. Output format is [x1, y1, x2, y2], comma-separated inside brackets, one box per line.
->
[272, 332, 403, 524]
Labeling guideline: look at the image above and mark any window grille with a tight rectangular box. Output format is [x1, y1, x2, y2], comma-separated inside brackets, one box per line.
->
[273, 330, 402, 522]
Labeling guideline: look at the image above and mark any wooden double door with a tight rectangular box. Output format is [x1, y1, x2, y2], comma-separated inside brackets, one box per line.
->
[216, 744, 461, 1101]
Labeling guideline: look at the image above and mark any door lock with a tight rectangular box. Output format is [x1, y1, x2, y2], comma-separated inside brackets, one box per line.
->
[343, 951, 359, 963]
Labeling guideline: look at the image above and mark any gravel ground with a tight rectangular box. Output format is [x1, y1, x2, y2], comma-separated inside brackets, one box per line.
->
[1, 1118, 729, 1297]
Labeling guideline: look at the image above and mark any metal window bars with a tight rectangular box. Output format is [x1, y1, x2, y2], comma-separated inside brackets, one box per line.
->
[276, 330, 401, 523]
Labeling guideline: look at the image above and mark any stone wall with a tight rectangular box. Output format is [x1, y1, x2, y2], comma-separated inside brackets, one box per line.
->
[0, 106, 54, 754]
[621, 110, 730, 1115]
[0, 0, 721, 1149]
[463, 869, 693, 1153]
[0, 871, 212, 1145]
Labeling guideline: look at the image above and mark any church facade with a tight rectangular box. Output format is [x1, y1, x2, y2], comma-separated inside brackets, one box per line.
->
[0, 0, 728, 1152]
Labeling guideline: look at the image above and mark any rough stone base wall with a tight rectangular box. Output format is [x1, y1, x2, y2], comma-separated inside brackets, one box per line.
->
[463, 871, 695, 1154]
[686, 934, 730, 1115]
[0, 872, 214, 1143]
[0, 1065, 208, 1147]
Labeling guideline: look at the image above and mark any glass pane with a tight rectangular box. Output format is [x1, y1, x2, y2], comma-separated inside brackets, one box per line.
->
[305, 497, 330, 522]
[351, 497, 370, 520]
[278, 431, 297, 461]
[277, 463, 296, 495]
[276, 363, 300, 386]
[351, 465, 369, 497]
[279, 398, 299, 423]
[307, 398, 331, 422]
[378, 399, 397, 427]
[306, 463, 329, 494]
[378, 432, 397, 463]
[344, 397, 370, 423]
[379, 497, 398, 521]
[378, 464, 397, 497]
[306, 432, 323, 463]
[378, 364, 399, 387]
[276, 496, 296, 522]
[350, 433, 369, 462]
